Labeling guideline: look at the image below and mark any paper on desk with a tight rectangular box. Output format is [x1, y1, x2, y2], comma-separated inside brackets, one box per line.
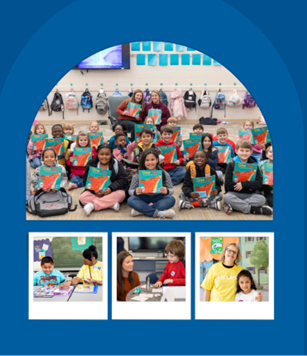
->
[152, 288, 162, 293]
[131, 295, 148, 301]
[141, 293, 153, 298]
[140, 284, 146, 288]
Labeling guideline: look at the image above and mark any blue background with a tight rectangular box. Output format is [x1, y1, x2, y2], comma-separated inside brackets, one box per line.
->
[0, 0, 305, 354]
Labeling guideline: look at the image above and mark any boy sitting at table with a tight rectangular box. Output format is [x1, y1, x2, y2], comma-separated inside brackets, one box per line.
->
[33, 257, 66, 286]
[153, 239, 185, 287]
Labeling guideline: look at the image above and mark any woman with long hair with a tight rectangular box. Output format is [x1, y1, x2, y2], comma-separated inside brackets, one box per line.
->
[117, 251, 140, 301]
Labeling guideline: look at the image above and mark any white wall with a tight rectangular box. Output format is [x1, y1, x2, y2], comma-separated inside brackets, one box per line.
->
[35, 42, 262, 124]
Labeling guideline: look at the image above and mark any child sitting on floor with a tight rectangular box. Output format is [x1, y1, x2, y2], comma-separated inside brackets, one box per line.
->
[153, 239, 185, 287]
[34, 256, 66, 286]
[240, 120, 264, 161]
[51, 124, 69, 168]
[223, 139, 272, 216]
[179, 150, 222, 210]
[27, 123, 47, 169]
[201, 133, 218, 170]
[109, 124, 130, 149]
[167, 116, 183, 150]
[183, 123, 205, 161]
[143, 116, 161, 141]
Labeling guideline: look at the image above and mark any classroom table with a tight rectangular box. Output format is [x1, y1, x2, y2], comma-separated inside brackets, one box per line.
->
[126, 285, 185, 302]
[33, 285, 103, 302]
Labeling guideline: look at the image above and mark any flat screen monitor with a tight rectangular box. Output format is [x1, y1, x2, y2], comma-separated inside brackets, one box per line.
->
[128, 237, 184, 252]
[75, 43, 130, 70]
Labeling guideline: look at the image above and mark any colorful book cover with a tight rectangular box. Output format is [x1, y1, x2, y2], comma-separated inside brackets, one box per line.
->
[193, 175, 216, 199]
[148, 108, 162, 125]
[233, 162, 258, 182]
[267, 130, 271, 143]
[210, 237, 223, 254]
[64, 134, 77, 142]
[183, 138, 202, 158]
[73, 147, 92, 167]
[32, 134, 48, 151]
[217, 146, 231, 163]
[122, 158, 138, 166]
[251, 126, 268, 144]
[85, 166, 111, 192]
[53, 286, 74, 296]
[139, 170, 163, 193]
[45, 138, 65, 156]
[38, 166, 62, 190]
[172, 126, 181, 141]
[189, 132, 203, 139]
[262, 161, 273, 185]
[34, 285, 57, 297]
[238, 129, 253, 143]
[158, 145, 177, 164]
[127, 102, 141, 117]
[135, 124, 156, 143]
[89, 132, 103, 148]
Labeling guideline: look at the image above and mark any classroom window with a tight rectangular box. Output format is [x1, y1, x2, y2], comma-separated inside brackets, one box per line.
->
[246, 251, 251, 258]
[247, 267, 255, 274]
[259, 268, 267, 274]
[257, 237, 266, 241]
[245, 237, 254, 242]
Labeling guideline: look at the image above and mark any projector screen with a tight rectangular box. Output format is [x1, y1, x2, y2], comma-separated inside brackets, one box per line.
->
[128, 237, 184, 252]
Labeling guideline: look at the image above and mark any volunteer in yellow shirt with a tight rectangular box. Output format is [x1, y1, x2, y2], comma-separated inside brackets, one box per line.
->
[201, 243, 262, 302]
[60, 245, 103, 289]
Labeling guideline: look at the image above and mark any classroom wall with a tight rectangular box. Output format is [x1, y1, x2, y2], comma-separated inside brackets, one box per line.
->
[35, 42, 262, 124]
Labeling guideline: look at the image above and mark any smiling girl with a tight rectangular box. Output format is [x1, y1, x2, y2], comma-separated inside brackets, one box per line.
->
[235, 270, 259, 302]
[201, 133, 218, 170]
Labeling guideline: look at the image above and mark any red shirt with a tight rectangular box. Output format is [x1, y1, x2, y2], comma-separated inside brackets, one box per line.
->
[156, 139, 184, 170]
[116, 99, 144, 122]
[158, 259, 186, 286]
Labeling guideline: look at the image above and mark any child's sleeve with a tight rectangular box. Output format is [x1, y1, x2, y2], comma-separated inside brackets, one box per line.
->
[109, 161, 128, 192]
[128, 174, 138, 196]
[126, 141, 138, 161]
[33, 272, 39, 286]
[241, 166, 263, 191]
[157, 263, 170, 284]
[225, 162, 236, 191]
[60, 166, 68, 188]
[229, 144, 235, 158]
[59, 271, 66, 283]
[200, 265, 215, 291]
[181, 168, 193, 198]
[175, 144, 184, 165]
[109, 136, 115, 149]
[208, 150, 218, 169]
[164, 171, 174, 195]
[211, 167, 221, 194]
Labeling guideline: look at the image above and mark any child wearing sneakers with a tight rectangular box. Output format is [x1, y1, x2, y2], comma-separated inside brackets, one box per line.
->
[156, 126, 185, 186]
[179, 150, 222, 211]
[153, 239, 185, 287]
[223, 139, 272, 215]
[213, 127, 235, 183]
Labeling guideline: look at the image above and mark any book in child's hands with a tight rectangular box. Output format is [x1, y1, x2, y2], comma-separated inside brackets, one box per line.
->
[139, 170, 163, 193]
[158, 145, 177, 164]
[262, 161, 273, 185]
[266, 130, 271, 143]
[45, 138, 65, 156]
[189, 132, 203, 139]
[53, 286, 74, 296]
[251, 126, 268, 144]
[135, 123, 156, 143]
[34, 285, 57, 298]
[217, 146, 231, 163]
[127, 102, 141, 117]
[64, 134, 77, 142]
[122, 158, 138, 166]
[172, 126, 181, 141]
[238, 129, 253, 143]
[89, 132, 103, 148]
[183, 138, 201, 158]
[85, 166, 111, 192]
[193, 176, 216, 199]
[38, 166, 62, 190]
[32, 134, 48, 151]
[74, 284, 98, 294]
[148, 108, 162, 125]
[233, 162, 257, 182]
[73, 147, 92, 166]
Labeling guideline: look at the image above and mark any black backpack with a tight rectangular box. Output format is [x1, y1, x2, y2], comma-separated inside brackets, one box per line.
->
[199, 117, 218, 125]
[26, 188, 77, 218]
[51, 91, 65, 119]
[184, 90, 197, 110]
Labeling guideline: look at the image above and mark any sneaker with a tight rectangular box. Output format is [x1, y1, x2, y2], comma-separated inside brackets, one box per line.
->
[251, 205, 273, 215]
[159, 209, 176, 219]
[110, 203, 120, 212]
[68, 182, 77, 190]
[262, 206, 273, 215]
[210, 200, 221, 211]
[219, 178, 224, 186]
[178, 200, 194, 210]
[84, 203, 95, 216]
[131, 209, 143, 217]
[223, 203, 233, 215]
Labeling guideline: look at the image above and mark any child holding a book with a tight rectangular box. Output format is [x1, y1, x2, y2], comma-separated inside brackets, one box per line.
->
[153, 239, 186, 287]
[156, 126, 185, 186]
[109, 124, 130, 149]
[34, 256, 66, 286]
[183, 124, 205, 161]
[127, 148, 176, 219]
[223, 139, 272, 215]
[259, 145, 273, 208]
[79, 143, 128, 216]
[63, 122, 75, 140]
[167, 116, 183, 149]
[240, 120, 264, 160]
[27, 123, 47, 168]
[66, 132, 97, 190]
[51, 124, 69, 168]
[143, 116, 161, 141]
[235, 269, 259, 302]
[201, 133, 218, 170]
[30, 147, 68, 195]
[179, 150, 222, 210]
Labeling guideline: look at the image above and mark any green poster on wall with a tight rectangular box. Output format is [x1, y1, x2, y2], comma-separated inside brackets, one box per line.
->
[210, 238, 223, 254]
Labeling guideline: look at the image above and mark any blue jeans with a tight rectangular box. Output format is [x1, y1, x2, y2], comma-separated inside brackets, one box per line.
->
[71, 175, 84, 187]
[167, 166, 186, 185]
[29, 157, 41, 169]
[128, 194, 175, 218]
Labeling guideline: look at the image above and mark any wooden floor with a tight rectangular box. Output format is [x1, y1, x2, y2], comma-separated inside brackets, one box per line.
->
[26, 120, 272, 221]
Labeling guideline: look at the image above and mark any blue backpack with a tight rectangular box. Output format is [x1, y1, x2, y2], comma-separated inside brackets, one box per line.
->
[81, 89, 93, 113]
[160, 89, 168, 107]
[211, 89, 226, 118]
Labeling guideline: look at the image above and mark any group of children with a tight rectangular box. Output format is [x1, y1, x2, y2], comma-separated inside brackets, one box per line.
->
[26, 117, 273, 219]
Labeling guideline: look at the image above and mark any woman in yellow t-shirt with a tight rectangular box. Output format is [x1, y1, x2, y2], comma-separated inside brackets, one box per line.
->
[201, 243, 262, 302]
[60, 245, 103, 288]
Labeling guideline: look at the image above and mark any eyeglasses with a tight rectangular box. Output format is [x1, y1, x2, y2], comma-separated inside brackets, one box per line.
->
[226, 248, 237, 255]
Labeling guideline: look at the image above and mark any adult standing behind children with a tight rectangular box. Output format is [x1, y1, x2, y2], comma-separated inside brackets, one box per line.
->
[201, 243, 262, 302]
[143, 90, 171, 131]
[117, 251, 141, 301]
[116, 89, 145, 140]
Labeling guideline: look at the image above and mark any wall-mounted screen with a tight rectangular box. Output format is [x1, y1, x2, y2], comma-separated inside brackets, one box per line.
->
[128, 237, 184, 252]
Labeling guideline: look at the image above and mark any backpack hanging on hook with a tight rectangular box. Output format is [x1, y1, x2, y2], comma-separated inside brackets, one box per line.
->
[184, 89, 197, 111]
[65, 89, 79, 115]
[50, 90, 65, 119]
[112, 88, 122, 97]
[210, 89, 226, 118]
[159, 88, 168, 107]
[198, 90, 211, 109]
[81, 88, 93, 113]
[39, 98, 51, 116]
